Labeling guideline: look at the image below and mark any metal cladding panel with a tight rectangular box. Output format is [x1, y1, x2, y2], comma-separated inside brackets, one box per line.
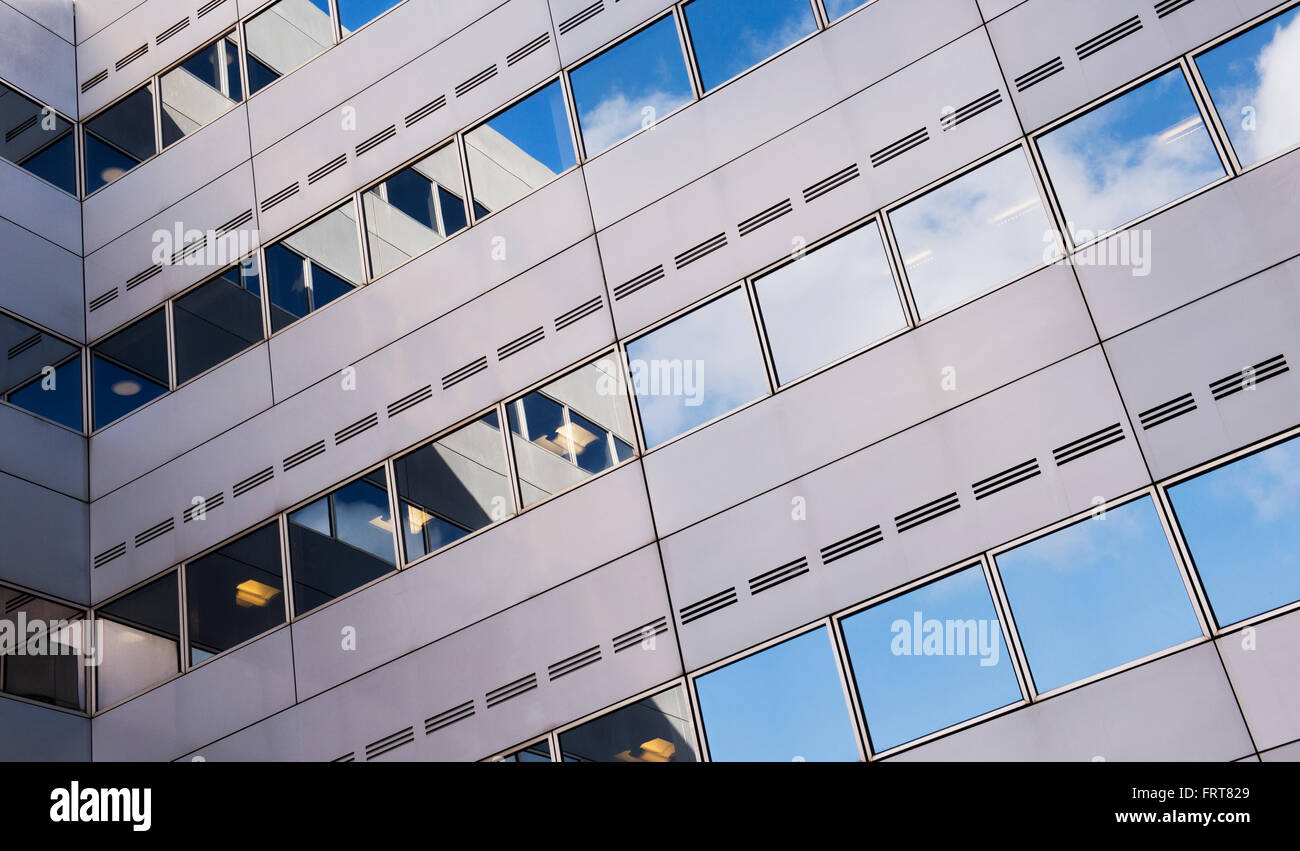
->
[2, 0, 74, 43]
[84, 164, 259, 342]
[0, 160, 81, 253]
[0, 215, 84, 342]
[0, 470, 89, 603]
[1217, 609, 1300, 752]
[291, 461, 655, 699]
[1261, 741, 1300, 762]
[990, 0, 1281, 133]
[977, 0, 1023, 20]
[180, 545, 681, 761]
[0, 404, 86, 500]
[1104, 258, 1300, 481]
[83, 105, 252, 253]
[887, 644, 1253, 761]
[88, 238, 613, 603]
[1077, 148, 1300, 341]
[550, 0, 674, 66]
[268, 172, 597, 401]
[582, 0, 983, 229]
[0, 697, 89, 761]
[643, 263, 1100, 536]
[0, 1, 75, 115]
[91, 627, 296, 761]
[90, 343, 273, 499]
[250, 0, 556, 237]
[662, 348, 1148, 672]
[73, 0, 145, 44]
[244, 0, 496, 154]
[601, 28, 1019, 339]
[76, 0, 239, 118]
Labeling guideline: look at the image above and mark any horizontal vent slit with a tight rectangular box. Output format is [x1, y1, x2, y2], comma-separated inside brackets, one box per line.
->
[334, 412, 378, 445]
[972, 459, 1041, 500]
[1154, 0, 1195, 17]
[156, 17, 190, 45]
[88, 289, 119, 311]
[945, 90, 1002, 129]
[260, 183, 300, 212]
[405, 95, 447, 127]
[895, 493, 961, 533]
[819, 525, 884, 564]
[134, 518, 173, 547]
[1052, 424, 1125, 466]
[507, 33, 551, 66]
[356, 126, 396, 157]
[1138, 393, 1197, 429]
[1210, 355, 1289, 400]
[232, 467, 274, 497]
[674, 233, 727, 270]
[81, 70, 108, 93]
[307, 154, 348, 184]
[387, 385, 433, 418]
[283, 440, 326, 471]
[803, 163, 860, 202]
[1076, 15, 1143, 60]
[215, 209, 254, 235]
[197, 0, 228, 17]
[442, 356, 488, 390]
[365, 727, 415, 760]
[93, 543, 127, 568]
[497, 327, 544, 361]
[182, 492, 223, 522]
[1014, 57, 1064, 92]
[125, 265, 162, 290]
[738, 199, 793, 236]
[425, 700, 475, 734]
[330, 753, 355, 763]
[455, 65, 498, 97]
[555, 295, 602, 330]
[115, 44, 148, 72]
[613, 265, 664, 300]
[548, 646, 601, 680]
[486, 674, 537, 707]
[748, 556, 809, 595]
[679, 588, 737, 625]
[870, 128, 928, 168]
[613, 617, 669, 653]
[559, 1, 604, 34]
[7, 332, 41, 360]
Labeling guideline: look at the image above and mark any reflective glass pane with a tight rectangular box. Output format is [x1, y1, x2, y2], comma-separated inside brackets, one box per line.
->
[363, 142, 468, 277]
[1196, 6, 1300, 168]
[822, 0, 869, 20]
[696, 627, 859, 761]
[95, 572, 180, 709]
[245, 0, 335, 95]
[173, 264, 263, 384]
[891, 149, 1054, 318]
[1168, 436, 1300, 627]
[84, 85, 156, 193]
[840, 565, 1022, 753]
[558, 686, 698, 762]
[508, 358, 637, 508]
[185, 523, 285, 665]
[570, 16, 694, 156]
[338, 0, 402, 34]
[0, 588, 85, 710]
[465, 80, 576, 214]
[0, 312, 81, 430]
[91, 308, 168, 430]
[683, 0, 817, 92]
[161, 34, 243, 148]
[394, 414, 512, 563]
[265, 201, 364, 332]
[754, 221, 906, 384]
[289, 469, 396, 615]
[626, 289, 769, 448]
[0, 81, 76, 194]
[491, 739, 552, 762]
[995, 497, 1202, 694]
[1037, 68, 1224, 239]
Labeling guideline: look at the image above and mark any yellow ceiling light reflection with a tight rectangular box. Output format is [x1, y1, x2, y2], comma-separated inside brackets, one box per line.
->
[556, 421, 600, 453]
[613, 738, 676, 762]
[1158, 115, 1203, 145]
[368, 514, 395, 534]
[903, 249, 933, 267]
[234, 580, 281, 608]
[989, 197, 1041, 225]
[405, 505, 435, 535]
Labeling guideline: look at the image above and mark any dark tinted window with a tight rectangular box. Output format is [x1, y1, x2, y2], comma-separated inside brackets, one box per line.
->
[92, 308, 168, 429]
[0, 587, 85, 710]
[1, 312, 81, 430]
[173, 264, 263, 384]
[96, 572, 180, 708]
[558, 686, 698, 762]
[0, 81, 76, 194]
[185, 523, 285, 665]
[265, 202, 365, 332]
[84, 85, 156, 193]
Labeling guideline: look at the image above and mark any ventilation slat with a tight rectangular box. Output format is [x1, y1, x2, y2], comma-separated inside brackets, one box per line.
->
[613, 616, 669, 653]
[548, 646, 602, 681]
[232, 467, 274, 497]
[155, 17, 190, 45]
[748, 556, 809, 595]
[555, 295, 602, 330]
[442, 356, 488, 390]
[871, 128, 928, 168]
[1209, 355, 1289, 401]
[307, 154, 347, 184]
[334, 412, 378, 445]
[283, 440, 326, 471]
[819, 525, 883, 565]
[93, 543, 127, 568]
[674, 233, 727, 270]
[88, 289, 119, 312]
[387, 385, 433, 418]
[737, 199, 793, 237]
[365, 726, 415, 760]
[7, 332, 40, 360]
[405, 95, 446, 128]
[944, 90, 1002, 131]
[125, 265, 162, 290]
[1014, 57, 1064, 92]
[1076, 15, 1143, 61]
[972, 459, 1041, 500]
[803, 164, 860, 203]
[485, 674, 537, 708]
[1052, 423, 1125, 466]
[260, 182, 300, 212]
[507, 33, 551, 66]
[1154, 0, 1195, 18]
[1138, 393, 1197, 430]
[559, 1, 604, 35]
[81, 70, 109, 93]
[679, 588, 738, 624]
[134, 517, 174, 548]
[425, 700, 475, 734]
[895, 493, 961, 533]
[455, 65, 498, 98]
[115, 44, 149, 72]
[356, 126, 396, 157]
[613, 265, 664, 301]
[182, 492, 223, 523]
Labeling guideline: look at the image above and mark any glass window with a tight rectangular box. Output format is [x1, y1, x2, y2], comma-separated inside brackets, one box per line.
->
[464, 80, 577, 216]
[491, 739, 552, 762]
[185, 523, 285, 665]
[160, 33, 244, 148]
[839, 565, 1022, 753]
[1196, 6, 1300, 168]
[0, 81, 76, 194]
[0, 587, 86, 710]
[1168, 436, 1300, 627]
[822, 0, 870, 20]
[173, 263, 263, 385]
[288, 469, 397, 616]
[245, 0, 335, 95]
[994, 496, 1202, 694]
[890, 149, 1054, 319]
[91, 308, 168, 430]
[683, 0, 817, 92]
[83, 84, 157, 193]
[362, 141, 468, 278]
[626, 289, 769, 449]
[95, 572, 180, 709]
[507, 358, 637, 508]
[1037, 68, 1225, 239]
[393, 412, 512, 563]
[695, 626, 859, 761]
[558, 686, 698, 762]
[338, 0, 403, 34]
[570, 16, 694, 156]
[0, 312, 82, 430]
[753, 221, 906, 384]
[265, 201, 365, 332]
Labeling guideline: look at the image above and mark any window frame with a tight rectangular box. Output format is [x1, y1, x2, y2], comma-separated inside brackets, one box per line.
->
[0, 581, 91, 717]
[552, 678, 704, 763]
[89, 568, 184, 714]
[0, 77, 80, 197]
[0, 306, 88, 434]
[678, 0, 824, 96]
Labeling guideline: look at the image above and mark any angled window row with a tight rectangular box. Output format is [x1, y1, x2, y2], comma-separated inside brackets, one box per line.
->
[486, 430, 1300, 761]
[0, 309, 83, 431]
[90, 353, 638, 712]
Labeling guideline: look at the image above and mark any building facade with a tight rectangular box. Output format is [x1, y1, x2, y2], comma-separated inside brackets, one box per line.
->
[0, 0, 1298, 762]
